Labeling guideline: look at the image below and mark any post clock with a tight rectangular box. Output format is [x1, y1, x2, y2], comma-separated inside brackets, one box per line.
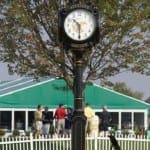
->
[58, 3, 100, 150]
[58, 5, 99, 49]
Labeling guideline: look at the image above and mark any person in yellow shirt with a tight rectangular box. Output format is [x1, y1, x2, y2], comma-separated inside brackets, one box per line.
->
[84, 103, 94, 134]
[34, 104, 43, 136]
[89, 114, 99, 137]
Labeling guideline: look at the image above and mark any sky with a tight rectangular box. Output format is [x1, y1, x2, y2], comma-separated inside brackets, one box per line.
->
[0, 62, 150, 100]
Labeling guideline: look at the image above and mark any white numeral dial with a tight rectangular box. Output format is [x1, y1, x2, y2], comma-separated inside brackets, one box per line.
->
[64, 9, 96, 41]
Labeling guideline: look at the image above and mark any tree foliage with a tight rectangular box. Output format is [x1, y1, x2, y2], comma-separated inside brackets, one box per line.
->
[145, 97, 150, 103]
[0, 0, 149, 87]
[112, 82, 144, 99]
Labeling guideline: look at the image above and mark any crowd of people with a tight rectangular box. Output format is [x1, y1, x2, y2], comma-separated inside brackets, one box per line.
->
[34, 104, 73, 136]
[33, 103, 111, 137]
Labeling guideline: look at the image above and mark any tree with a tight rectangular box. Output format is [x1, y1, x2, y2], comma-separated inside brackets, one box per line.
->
[112, 82, 144, 99]
[0, 0, 149, 88]
[145, 97, 150, 103]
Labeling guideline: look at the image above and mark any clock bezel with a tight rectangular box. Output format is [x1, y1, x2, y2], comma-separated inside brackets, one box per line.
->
[63, 8, 96, 43]
[62, 7, 97, 44]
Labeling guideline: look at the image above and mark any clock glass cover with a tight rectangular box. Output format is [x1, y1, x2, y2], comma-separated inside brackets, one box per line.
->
[64, 9, 96, 41]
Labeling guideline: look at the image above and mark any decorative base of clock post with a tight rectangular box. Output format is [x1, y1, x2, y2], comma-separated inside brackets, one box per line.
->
[71, 110, 86, 150]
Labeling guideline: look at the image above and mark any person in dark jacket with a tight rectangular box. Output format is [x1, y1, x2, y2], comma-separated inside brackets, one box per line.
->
[100, 105, 111, 132]
[65, 108, 73, 135]
[42, 106, 51, 135]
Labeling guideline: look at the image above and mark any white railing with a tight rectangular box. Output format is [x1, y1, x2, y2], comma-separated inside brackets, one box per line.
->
[0, 134, 150, 150]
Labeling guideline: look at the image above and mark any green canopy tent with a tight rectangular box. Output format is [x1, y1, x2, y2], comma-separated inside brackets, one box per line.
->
[0, 78, 150, 109]
[0, 77, 150, 131]
[0, 78, 73, 109]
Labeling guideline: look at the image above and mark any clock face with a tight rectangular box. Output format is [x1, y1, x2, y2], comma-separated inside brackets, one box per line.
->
[64, 9, 96, 42]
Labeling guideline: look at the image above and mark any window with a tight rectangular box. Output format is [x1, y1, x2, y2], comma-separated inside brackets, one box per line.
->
[134, 112, 144, 129]
[110, 112, 119, 129]
[28, 111, 34, 130]
[14, 111, 25, 130]
[121, 112, 132, 129]
[0, 111, 11, 130]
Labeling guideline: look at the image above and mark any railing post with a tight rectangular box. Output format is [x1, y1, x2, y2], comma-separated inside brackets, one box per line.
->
[1, 137, 4, 150]
[94, 135, 98, 150]
[30, 133, 34, 150]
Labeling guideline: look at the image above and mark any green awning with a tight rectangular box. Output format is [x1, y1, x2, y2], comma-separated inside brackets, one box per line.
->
[85, 84, 150, 109]
[0, 78, 150, 109]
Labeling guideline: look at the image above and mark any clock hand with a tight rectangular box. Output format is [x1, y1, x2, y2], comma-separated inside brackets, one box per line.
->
[78, 24, 81, 39]
[73, 19, 81, 39]
[73, 19, 79, 26]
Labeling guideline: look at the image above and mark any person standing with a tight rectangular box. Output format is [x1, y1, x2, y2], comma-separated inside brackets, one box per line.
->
[34, 104, 43, 136]
[65, 108, 73, 136]
[54, 104, 66, 135]
[42, 106, 51, 135]
[89, 114, 99, 137]
[100, 105, 111, 135]
[84, 103, 94, 134]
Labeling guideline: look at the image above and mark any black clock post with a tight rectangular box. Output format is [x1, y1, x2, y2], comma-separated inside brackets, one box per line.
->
[71, 50, 86, 150]
[58, 2, 99, 150]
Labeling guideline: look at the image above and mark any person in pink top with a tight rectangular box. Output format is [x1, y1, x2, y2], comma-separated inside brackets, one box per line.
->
[54, 104, 66, 134]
